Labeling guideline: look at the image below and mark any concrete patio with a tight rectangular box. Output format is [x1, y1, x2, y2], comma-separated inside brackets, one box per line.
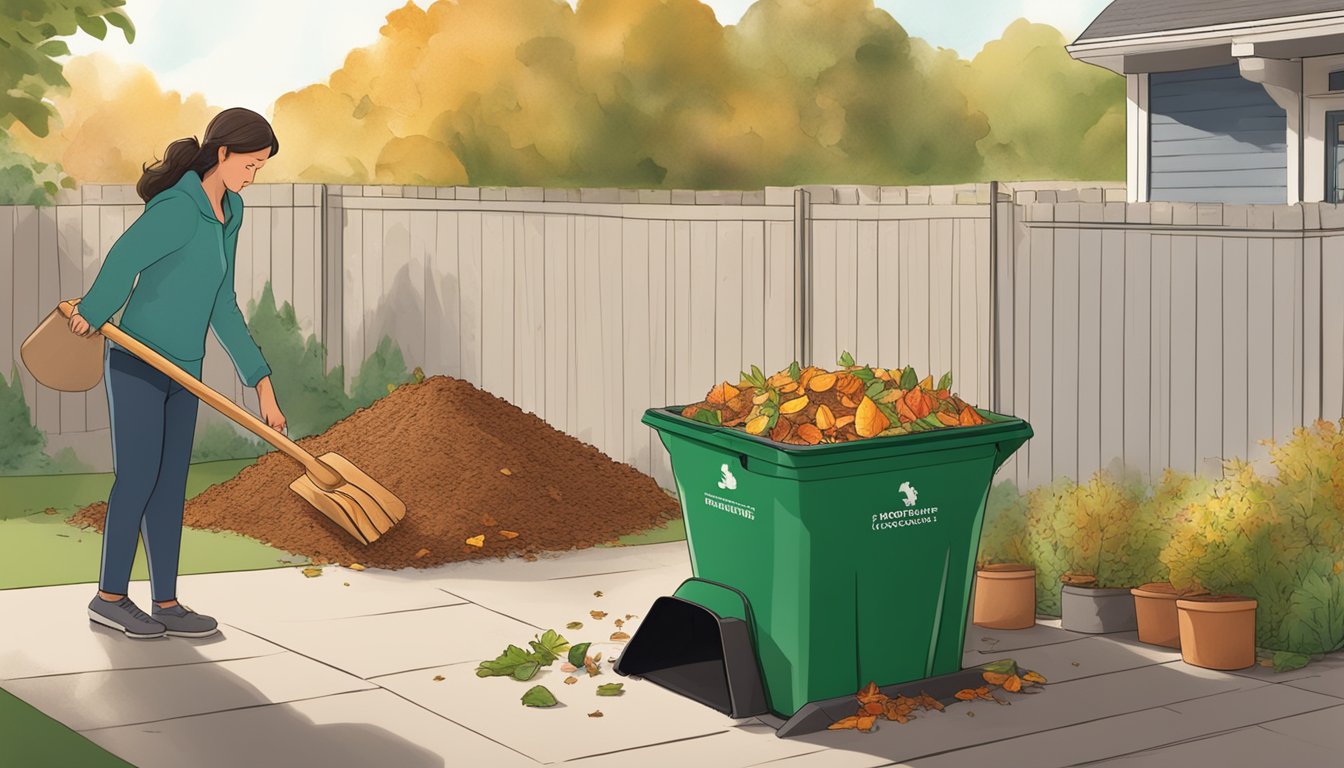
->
[0, 541, 1340, 767]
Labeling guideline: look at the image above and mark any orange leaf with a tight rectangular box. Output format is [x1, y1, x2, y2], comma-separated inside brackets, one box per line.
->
[590, 610, 608, 620]
[903, 388, 933, 420]
[856, 681, 888, 706]
[770, 420, 793, 442]
[835, 415, 855, 429]
[499, 530, 519, 539]
[828, 716, 861, 731]
[796, 424, 824, 444]
[919, 375, 933, 390]
[610, 632, 630, 641]
[1022, 671, 1047, 685]
[862, 701, 885, 716]
[808, 372, 837, 392]
[815, 404, 836, 430]
[780, 395, 809, 414]
[982, 671, 1010, 686]
[499, 468, 513, 476]
[855, 396, 891, 438]
[416, 547, 433, 557]
[954, 689, 979, 701]
[959, 405, 985, 426]
[707, 382, 739, 405]
[1003, 675, 1023, 693]
[856, 715, 877, 732]
[919, 691, 945, 712]
[896, 397, 918, 423]
[937, 412, 961, 427]
[464, 536, 483, 548]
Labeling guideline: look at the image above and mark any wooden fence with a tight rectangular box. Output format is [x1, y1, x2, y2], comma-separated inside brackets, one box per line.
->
[21, 179, 1337, 493]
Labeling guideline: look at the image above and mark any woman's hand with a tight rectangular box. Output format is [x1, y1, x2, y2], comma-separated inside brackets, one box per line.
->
[255, 376, 287, 434]
[67, 308, 95, 337]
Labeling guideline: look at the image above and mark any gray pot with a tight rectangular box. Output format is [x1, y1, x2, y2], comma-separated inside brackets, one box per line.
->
[1060, 584, 1138, 634]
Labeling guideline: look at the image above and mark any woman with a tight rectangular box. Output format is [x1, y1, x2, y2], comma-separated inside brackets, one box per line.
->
[69, 108, 287, 639]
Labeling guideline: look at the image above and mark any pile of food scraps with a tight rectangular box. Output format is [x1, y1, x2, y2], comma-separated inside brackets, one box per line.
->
[681, 352, 989, 446]
[829, 659, 1048, 732]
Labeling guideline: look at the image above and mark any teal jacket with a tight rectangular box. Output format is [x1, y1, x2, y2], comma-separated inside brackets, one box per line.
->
[79, 170, 271, 387]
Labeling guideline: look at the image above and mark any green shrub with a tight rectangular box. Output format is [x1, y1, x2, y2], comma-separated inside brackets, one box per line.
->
[978, 479, 1029, 566]
[245, 283, 354, 439]
[191, 421, 267, 462]
[1162, 421, 1344, 655]
[0, 364, 91, 475]
[350, 335, 411, 410]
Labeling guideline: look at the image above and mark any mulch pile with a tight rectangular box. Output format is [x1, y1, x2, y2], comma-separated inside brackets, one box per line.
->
[68, 376, 681, 569]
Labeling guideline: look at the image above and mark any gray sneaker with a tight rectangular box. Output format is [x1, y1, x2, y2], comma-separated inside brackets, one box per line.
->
[88, 596, 166, 639]
[152, 603, 219, 638]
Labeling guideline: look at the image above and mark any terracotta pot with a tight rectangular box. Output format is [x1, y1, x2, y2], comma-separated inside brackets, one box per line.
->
[972, 564, 1036, 630]
[1176, 595, 1257, 670]
[1131, 582, 1208, 648]
[1060, 584, 1138, 634]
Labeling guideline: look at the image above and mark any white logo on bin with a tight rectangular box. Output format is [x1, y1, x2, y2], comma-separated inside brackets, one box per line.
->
[899, 481, 919, 507]
[717, 464, 738, 491]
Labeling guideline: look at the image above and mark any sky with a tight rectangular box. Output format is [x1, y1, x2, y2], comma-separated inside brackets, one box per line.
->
[65, 0, 1114, 114]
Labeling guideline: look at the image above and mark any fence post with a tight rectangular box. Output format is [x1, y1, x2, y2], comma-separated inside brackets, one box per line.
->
[794, 187, 812, 367]
[989, 180, 999, 412]
[319, 184, 343, 376]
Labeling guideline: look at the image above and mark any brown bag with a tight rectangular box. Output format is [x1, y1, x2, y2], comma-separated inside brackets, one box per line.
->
[20, 300, 105, 392]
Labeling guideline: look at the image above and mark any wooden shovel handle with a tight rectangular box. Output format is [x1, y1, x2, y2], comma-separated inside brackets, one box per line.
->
[58, 300, 345, 489]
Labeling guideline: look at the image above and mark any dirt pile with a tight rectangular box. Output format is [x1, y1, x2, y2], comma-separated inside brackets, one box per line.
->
[69, 376, 681, 569]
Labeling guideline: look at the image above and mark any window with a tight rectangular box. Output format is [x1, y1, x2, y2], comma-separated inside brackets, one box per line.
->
[1329, 70, 1344, 91]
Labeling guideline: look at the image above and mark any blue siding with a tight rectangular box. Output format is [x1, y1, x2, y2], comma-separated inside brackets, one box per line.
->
[1149, 64, 1287, 204]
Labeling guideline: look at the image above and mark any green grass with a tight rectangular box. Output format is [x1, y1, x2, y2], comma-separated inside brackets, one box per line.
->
[0, 459, 307, 591]
[0, 686, 133, 767]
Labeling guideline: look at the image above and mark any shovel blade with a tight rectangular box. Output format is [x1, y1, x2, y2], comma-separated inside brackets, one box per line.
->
[289, 452, 406, 545]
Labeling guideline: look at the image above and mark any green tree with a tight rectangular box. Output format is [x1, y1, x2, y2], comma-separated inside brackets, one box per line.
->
[0, 364, 89, 474]
[0, 0, 134, 203]
[350, 335, 411, 410]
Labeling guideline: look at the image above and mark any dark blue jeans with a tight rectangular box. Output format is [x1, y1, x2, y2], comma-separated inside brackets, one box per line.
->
[98, 343, 198, 602]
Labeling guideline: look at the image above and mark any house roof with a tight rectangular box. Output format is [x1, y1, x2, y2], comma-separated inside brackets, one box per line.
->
[1076, 0, 1344, 42]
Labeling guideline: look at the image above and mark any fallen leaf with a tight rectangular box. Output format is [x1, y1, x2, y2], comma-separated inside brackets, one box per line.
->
[610, 632, 630, 641]
[1003, 675, 1023, 693]
[975, 686, 994, 701]
[828, 716, 861, 731]
[954, 689, 978, 701]
[591, 610, 608, 620]
[592, 652, 603, 663]
[815, 404, 836, 430]
[465, 534, 485, 548]
[343, 582, 349, 586]
[347, 563, 366, 571]
[625, 614, 636, 620]
[593, 590, 604, 597]
[1022, 671, 1047, 685]
[796, 423, 824, 444]
[302, 567, 322, 578]
[521, 685, 557, 708]
[415, 548, 432, 558]
[855, 396, 891, 438]
[919, 692, 945, 712]
[707, 381, 740, 405]
[433, 675, 445, 682]
[499, 530, 520, 539]
[614, 618, 624, 628]
[596, 683, 624, 696]
[856, 681, 886, 705]
[808, 372, 837, 392]
[585, 659, 600, 677]
[564, 676, 578, 685]
[567, 621, 583, 630]
[982, 671, 1010, 686]
[589, 710, 604, 718]
[856, 714, 877, 732]
[499, 468, 513, 476]
[560, 662, 578, 673]
[862, 701, 885, 716]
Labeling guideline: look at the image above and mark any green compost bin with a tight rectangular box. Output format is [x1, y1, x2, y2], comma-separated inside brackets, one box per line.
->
[614, 405, 1032, 719]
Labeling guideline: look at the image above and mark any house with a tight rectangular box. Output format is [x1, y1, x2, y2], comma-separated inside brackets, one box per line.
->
[1068, 1, 1344, 204]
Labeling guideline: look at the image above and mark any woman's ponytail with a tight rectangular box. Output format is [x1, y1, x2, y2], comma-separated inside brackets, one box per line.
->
[136, 109, 279, 203]
[136, 136, 210, 203]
